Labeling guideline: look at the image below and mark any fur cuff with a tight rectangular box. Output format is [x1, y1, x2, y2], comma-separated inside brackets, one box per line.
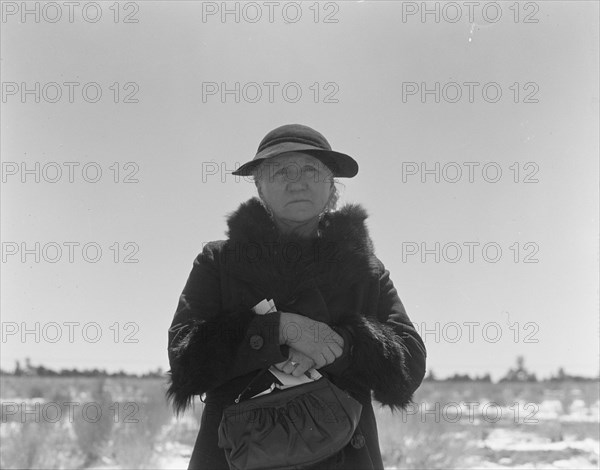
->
[339, 316, 423, 410]
[166, 308, 254, 414]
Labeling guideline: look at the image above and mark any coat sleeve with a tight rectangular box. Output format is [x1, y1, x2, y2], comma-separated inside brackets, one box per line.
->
[331, 258, 427, 410]
[166, 242, 288, 414]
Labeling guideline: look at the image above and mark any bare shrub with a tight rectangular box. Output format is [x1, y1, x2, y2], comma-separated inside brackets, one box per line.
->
[72, 378, 114, 467]
[0, 420, 84, 469]
[377, 406, 474, 469]
[108, 381, 173, 468]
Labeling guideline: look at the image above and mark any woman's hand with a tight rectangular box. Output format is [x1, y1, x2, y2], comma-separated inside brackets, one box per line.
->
[278, 311, 344, 368]
[273, 350, 315, 377]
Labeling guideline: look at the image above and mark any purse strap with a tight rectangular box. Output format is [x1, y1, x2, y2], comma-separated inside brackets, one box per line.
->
[234, 366, 271, 404]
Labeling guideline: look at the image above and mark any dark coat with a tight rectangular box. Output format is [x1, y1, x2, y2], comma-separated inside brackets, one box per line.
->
[167, 198, 427, 470]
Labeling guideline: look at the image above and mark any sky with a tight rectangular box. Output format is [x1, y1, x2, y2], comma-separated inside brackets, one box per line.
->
[1, 1, 598, 381]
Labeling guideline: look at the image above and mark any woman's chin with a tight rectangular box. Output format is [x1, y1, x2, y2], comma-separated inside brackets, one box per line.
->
[282, 211, 319, 223]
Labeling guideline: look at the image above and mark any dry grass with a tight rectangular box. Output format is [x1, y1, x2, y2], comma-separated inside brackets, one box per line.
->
[1, 376, 173, 469]
[1, 377, 598, 469]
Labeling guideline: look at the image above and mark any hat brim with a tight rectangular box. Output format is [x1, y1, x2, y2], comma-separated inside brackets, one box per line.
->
[232, 143, 358, 178]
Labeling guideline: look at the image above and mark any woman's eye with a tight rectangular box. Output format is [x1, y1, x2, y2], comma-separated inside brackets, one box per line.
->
[274, 165, 318, 180]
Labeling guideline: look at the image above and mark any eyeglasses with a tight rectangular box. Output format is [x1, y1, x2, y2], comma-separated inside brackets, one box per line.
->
[259, 162, 332, 183]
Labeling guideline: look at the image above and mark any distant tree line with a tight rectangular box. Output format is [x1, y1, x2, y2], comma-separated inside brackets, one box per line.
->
[0, 357, 164, 379]
[424, 356, 598, 383]
[1, 355, 597, 382]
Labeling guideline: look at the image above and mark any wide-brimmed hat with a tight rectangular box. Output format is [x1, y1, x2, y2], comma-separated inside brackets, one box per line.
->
[232, 124, 359, 178]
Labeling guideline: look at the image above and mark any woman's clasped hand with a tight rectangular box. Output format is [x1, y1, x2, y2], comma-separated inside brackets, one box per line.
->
[274, 311, 344, 377]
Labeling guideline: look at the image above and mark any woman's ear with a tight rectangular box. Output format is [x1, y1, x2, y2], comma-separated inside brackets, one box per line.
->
[256, 182, 265, 202]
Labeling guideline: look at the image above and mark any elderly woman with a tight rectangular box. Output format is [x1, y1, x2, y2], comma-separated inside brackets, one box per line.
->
[167, 124, 427, 470]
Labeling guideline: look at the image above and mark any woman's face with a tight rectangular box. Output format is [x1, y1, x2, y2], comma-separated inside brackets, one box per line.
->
[255, 153, 334, 222]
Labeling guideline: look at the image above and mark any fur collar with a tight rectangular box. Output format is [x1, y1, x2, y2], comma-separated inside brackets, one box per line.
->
[222, 198, 380, 315]
[226, 197, 373, 249]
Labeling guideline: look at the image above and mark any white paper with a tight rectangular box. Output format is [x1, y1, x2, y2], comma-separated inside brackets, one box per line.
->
[268, 366, 313, 387]
[252, 299, 273, 315]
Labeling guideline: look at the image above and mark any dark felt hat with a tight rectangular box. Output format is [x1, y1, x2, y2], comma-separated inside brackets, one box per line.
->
[232, 124, 358, 177]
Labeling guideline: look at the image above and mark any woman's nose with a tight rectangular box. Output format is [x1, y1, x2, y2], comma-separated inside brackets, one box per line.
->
[286, 179, 309, 191]
[284, 168, 310, 185]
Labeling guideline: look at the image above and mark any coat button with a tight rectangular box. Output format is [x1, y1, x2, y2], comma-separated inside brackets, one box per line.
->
[249, 334, 264, 350]
[350, 433, 365, 449]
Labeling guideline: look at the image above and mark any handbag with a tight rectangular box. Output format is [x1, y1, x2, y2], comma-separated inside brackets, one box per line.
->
[217, 368, 363, 470]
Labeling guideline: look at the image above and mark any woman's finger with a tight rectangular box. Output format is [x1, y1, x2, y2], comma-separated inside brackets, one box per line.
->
[313, 353, 327, 369]
[291, 361, 312, 377]
[322, 348, 335, 365]
[327, 330, 344, 348]
[276, 350, 310, 375]
[328, 342, 343, 358]
[282, 359, 300, 375]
